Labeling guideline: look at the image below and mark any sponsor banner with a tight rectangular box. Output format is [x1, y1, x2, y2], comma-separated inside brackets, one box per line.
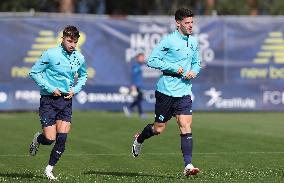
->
[0, 84, 40, 110]
[0, 84, 157, 111]
[222, 17, 284, 84]
[73, 85, 156, 111]
[0, 90, 9, 110]
[1, 15, 284, 111]
[1, 83, 284, 111]
[194, 84, 259, 111]
[194, 84, 284, 111]
[261, 85, 284, 110]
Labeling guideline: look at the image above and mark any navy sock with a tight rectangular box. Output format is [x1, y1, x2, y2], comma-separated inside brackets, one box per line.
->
[37, 134, 55, 145]
[137, 124, 155, 143]
[180, 133, 193, 167]
[49, 133, 67, 166]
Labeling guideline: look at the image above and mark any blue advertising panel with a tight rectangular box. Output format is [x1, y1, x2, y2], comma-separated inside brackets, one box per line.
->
[1, 15, 284, 111]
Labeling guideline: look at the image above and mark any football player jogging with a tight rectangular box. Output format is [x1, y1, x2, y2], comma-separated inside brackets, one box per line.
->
[29, 25, 88, 180]
[131, 8, 201, 176]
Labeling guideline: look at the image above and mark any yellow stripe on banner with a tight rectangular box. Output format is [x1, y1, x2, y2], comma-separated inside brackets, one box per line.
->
[274, 58, 284, 64]
[27, 50, 43, 56]
[261, 45, 284, 50]
[23, 57, 38, 63]
[39, 31, 54, 36]
[268, 32, 282, 37]
[274, 52, 284, 57]
[257, 52, 272, 57]
[35, 37, 56, 43]
[32, 44, 55, 50]
[253, 58, 268, 64]
[265, 39, 284, 44]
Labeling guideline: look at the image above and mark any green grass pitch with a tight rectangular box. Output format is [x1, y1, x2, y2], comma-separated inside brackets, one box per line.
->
[0, 111, 283, 183]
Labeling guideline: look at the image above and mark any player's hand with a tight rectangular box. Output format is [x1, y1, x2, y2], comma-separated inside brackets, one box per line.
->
[53, 89, 61, 96]
[184, 71, 196, 80]
[130, 85, 138, 97]
[64, 89, 74, 99]
[177, 66, 184, 75]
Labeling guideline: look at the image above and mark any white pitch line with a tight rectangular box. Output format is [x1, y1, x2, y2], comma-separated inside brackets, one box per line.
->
[0, 152, 284, 157]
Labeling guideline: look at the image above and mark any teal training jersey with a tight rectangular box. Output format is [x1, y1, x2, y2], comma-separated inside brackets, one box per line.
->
[30, 45, 88, 95]
[147, 30, 201, 97]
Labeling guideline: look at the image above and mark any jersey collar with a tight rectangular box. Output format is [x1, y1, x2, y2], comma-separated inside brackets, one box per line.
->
[175, 30, 189, 40]
[59, 44, 76, 56]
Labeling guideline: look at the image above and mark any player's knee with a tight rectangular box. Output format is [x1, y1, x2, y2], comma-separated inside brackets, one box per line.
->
[180, 125, 191, 134]
[154, 128, 164, 134]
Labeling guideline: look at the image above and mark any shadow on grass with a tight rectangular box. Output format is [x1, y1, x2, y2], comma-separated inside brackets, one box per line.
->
[0, 172, 43, 179]
[84, 170, 179, 179]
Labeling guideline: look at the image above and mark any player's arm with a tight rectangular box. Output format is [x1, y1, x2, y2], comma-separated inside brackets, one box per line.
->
[72, 58, 88, 94]
[147, 37, 181, 74]
[191, 40, 201, 76]
[29, 51, 57, 93]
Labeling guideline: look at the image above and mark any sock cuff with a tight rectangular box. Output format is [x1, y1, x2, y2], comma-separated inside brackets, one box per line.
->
[46, 165, 54, 171]
[180, 133, 192, 137]
[56, 133, 67, 138]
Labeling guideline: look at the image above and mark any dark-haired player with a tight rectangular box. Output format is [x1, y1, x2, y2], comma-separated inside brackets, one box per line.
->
[29, 25, 88, 180]
[131, 8, 201, 176]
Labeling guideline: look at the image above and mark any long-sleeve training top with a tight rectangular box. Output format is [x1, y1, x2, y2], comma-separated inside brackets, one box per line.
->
[30, 44, 88, 95]
[147, 30, 201, 97]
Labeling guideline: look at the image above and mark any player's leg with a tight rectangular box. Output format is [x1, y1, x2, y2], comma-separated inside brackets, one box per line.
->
[48, 120, 71, 167]
[138, 90, 173, 143]
[177, 115, 199, 176]
[29, 96, 57, 156]
[175, 95, 199, 176]
[45, 120, 71, 180]
[129, 97, 138, 110]
[176, 114, 193, 166]
[132, 91, 172, 157]
[136, 88, 147, 118]
[132, 122, 167, 157]
[136, 88, 142, 113]
[136, 122, 166, 143]
[45, 96, 72, 180]
[123, 98, 136, 117]
[30, 126, 57, 156]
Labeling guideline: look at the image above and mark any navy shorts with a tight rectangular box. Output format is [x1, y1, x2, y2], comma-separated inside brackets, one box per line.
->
[39, 95, 72, 127]
[154, 90, 192, 123]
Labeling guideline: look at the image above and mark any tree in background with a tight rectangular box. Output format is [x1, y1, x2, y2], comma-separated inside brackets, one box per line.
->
[267, 0, 284, 15]
[0, 0, 37, 12]
[1, 0, 284, 15]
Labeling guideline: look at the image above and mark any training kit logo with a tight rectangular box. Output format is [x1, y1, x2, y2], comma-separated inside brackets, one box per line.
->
[204, 87, 256, 109]
[240, 31, 284, 79]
